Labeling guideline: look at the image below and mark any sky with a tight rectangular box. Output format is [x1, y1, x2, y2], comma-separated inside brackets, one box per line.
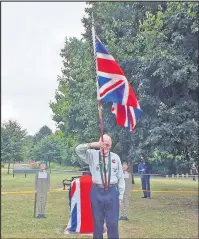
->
[2, 2, 87, 135]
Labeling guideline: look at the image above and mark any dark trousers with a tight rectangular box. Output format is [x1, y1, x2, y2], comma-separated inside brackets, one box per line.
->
[90, 184, 119, 239]
[141, 175, 151, 197]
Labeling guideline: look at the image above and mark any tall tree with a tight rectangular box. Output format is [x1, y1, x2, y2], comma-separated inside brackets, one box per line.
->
[50, 37, 99, 160]
[51, 2, 198, 173]
[34, 125, 53, 142]
[1, 120, 27, 174]
[29, 133, 74, 171]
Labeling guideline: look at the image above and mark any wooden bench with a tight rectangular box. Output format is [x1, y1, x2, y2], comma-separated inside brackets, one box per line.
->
[62, 176, 80, 190]
[12, 169, 38, 177]
[62, 171, 91, 190]
[62, 179, 71, 190]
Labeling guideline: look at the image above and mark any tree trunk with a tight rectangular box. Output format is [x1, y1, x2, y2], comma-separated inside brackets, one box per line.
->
[7, 160, 11, 174]
[131, 170, 135, 184]
[174, 157, 179, 174]
[128, 159, 135, 184]
[49, 161, 51, 173]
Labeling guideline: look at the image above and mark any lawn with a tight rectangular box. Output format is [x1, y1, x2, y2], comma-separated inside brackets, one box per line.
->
[1, 169, 81, 192]
[1, 170, 198, 238]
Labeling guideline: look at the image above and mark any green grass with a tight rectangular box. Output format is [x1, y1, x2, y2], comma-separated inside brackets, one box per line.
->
[1, 170, 198, 238]
[1, 170, 81, 192]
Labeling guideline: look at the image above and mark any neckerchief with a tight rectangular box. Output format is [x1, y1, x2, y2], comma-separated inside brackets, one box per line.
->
[99, 152, 111, 190]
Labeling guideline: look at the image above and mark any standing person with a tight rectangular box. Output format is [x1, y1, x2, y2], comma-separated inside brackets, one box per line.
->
[35, 161, 50, 219]
[190, 163, 198, 181]
[119, 162, 132, 221]
[75, 134, 125, 239]
[145, 161, 152, 199]
[138, 156, 152, 199]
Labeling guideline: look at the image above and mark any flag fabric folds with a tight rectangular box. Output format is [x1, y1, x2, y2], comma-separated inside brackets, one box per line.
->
[65, 174, 107, 235]
[95, 36, 142, 131]
[66, 175, 94, 234]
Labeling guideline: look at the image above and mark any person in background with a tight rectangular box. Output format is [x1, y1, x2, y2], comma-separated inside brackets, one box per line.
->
[144, 161, 152, 198]
[35, 161, 50, 219]
[119, 162, 132, 221]
[190, 163, 198, 181]
[138, 156, 152, 199]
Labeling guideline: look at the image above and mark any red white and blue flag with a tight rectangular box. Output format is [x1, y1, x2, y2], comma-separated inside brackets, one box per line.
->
[95, 36, 142, 131]
[66, 175, 94, 234]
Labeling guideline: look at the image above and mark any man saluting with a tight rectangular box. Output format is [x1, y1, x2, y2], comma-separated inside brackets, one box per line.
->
[75, 134, 125, 239]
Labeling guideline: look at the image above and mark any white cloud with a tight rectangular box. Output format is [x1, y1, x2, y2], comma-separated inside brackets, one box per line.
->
[2, 103, 20, 120]
[2, 2, 87, 135]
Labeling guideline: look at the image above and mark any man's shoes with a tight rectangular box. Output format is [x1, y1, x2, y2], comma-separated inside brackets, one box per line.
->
[119, 216, 125, 220]
[41, 214, 47, 218]
[123, 216, 129, 221]
[141, 196, 147, 198]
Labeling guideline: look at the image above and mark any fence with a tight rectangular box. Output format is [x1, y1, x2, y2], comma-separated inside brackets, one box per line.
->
[138, 173, 198, 178]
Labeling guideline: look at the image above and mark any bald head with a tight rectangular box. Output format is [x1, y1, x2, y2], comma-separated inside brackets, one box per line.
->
[99, 134, 112, 145]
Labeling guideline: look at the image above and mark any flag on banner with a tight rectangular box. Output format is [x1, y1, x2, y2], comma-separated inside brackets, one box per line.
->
[66, 175, 94, 234]
[95, 36, 142, 131]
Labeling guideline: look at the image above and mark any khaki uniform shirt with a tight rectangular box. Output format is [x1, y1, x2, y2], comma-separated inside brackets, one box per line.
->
[35, 170, 50, 193]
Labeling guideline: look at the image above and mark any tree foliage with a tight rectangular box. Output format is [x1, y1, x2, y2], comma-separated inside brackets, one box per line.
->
[1, 120, 27, 173]
[50, 2, 198, 173]
[34, 125, 53, 142]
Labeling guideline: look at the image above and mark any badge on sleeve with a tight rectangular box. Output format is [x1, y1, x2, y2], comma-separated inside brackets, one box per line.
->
[113, 168, 118, 173]
[112, 159, 116, 163]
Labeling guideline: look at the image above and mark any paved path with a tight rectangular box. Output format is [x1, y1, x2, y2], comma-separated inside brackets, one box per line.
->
[14, 163, 30, 170]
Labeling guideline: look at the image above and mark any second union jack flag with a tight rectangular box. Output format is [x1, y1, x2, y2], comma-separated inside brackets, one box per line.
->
[95, 36, 142, 131]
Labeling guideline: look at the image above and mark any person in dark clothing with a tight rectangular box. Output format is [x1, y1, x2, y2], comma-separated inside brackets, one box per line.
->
[138, 157, 152, 199]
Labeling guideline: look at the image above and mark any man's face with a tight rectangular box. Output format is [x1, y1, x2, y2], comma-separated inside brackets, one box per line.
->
[99, 135, 112, 156]
[141, 157, 144, 163]
[40, 163, 46, 170]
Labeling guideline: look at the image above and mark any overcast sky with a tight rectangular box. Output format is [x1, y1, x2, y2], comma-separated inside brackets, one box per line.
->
[2, 2, 87, 135]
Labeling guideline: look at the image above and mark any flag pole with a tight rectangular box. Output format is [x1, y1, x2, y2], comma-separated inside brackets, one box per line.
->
[91, 12, 108, 191]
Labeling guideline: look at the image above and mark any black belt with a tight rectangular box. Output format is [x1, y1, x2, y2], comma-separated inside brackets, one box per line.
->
[93, 183, 118, 188]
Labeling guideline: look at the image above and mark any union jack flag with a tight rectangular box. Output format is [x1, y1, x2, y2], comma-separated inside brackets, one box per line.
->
[95, 36, 142, 131]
